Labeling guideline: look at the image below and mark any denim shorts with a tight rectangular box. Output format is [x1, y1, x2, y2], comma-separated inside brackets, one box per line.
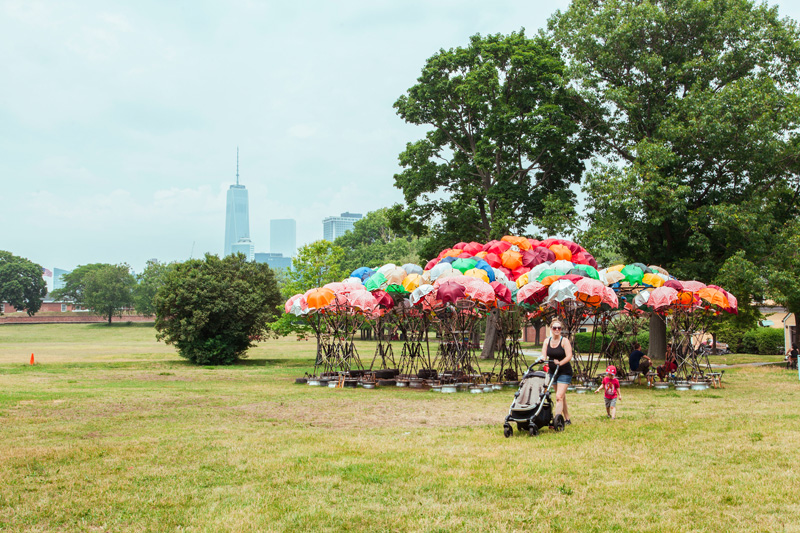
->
[605, 397, 617, 408]
[549, 373, 573, 385]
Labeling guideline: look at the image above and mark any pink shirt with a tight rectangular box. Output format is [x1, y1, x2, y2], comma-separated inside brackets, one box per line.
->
[602, 376, 620, 399]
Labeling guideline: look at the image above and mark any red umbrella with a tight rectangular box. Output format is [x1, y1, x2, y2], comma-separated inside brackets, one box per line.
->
[462, 242, 484, 255]
[517, 281, 547, 304]
[486, 240, 511, 255]
[529, 246, 556, 265]
[437, 281, 466, 304]
[371, 289, 395, 310]
[664, 279, 683, 291]
[491, 281, 512, 304]
[484, 253, 502, 268]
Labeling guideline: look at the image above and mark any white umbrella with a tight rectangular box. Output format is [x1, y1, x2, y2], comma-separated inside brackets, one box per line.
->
[402, 263, 423, 276]
[529, 262, 553, 280]
[410, 284, 436, 305]
[377, 263, 397, 276]
[545, 279, 577, 305]
[429, 262, 453, 281]
[634, 289, 651, 309]
[551, 260, 575, 273]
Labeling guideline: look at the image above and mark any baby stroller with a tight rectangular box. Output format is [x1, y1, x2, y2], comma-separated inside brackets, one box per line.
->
[503, 361, 565, 437]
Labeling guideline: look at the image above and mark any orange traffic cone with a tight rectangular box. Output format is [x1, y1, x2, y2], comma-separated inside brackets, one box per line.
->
[30, 353, 34, 365]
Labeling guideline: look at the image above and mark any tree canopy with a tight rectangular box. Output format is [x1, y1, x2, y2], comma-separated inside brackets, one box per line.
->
[282, 241, 346, 297]
[155, 253, 282, 365]
[334, 208, 425, 273]
[133, 260, 174, 317]
[391, 30, 596, 256]
[550, 0, 800, 283]
[0, 251, 47, 316]
[83, 264, 136, 324]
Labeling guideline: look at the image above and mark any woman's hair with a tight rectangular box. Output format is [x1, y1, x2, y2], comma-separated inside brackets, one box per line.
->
[550, 320, 562, 328]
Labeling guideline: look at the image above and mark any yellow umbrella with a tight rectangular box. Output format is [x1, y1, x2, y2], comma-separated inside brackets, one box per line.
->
[401, 273, 422, 293]
[642, 273, 665, 288]
[464, 268, 490, 283]
[607, 264, 625, 273]
[516, 273, 530, 288]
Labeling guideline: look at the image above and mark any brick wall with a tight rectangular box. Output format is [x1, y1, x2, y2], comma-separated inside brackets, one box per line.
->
[0, 314, 153, 324]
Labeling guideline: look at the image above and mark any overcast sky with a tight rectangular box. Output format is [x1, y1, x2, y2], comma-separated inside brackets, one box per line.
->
[2, 0, 799, 276]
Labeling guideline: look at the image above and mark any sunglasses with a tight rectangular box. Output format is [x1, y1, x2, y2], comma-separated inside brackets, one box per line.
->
[551, 326, 562, 330]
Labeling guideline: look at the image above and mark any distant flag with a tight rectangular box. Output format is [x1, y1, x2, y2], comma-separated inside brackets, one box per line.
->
[42, 267, 53, 277]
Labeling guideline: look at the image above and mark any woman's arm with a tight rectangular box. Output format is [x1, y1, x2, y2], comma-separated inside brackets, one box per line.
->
[540, 339, 548, 362]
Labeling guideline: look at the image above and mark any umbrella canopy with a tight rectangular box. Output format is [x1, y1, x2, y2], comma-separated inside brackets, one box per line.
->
[682, 280, 707, 292]
[437, 281, 466, 304]
[501, 250, 523, 270]
[601, 286, 619, 309]
[572, 264, 600, 280]
[377, 263, 397, 275]
[551, 260, 575, 273]
[536, 268, 562, 281]
[350, 267, 375, 281]
[473, 259, 495, 282]
[462, 242, 484, 256]
[501, 235, 532, 250]
[642, 272, 666, 288]
[631, 262, 652, 274]
[364, 272, 387, 292]
[607, 264, 625, 273]
[633, 289, 653, 309]
[305, 288, 336, 310]
[529, 247, 556, 266]
[483, 253, 502, 268]
[664, 279, 683, 291]
[648, 287, 678, 310]
[452, 257, 478, 273]
[343, 277, 363, 286]
[491, 281, 513, 304]
[371, 289, 395, 309]
[285, 294, 307, 315]
[492, 268, 509, 283]
[545, 279, 577, 304]
[516, 281, 547, 304]
[429, 262, 453, 281]
[348, 291, 378, 312]
[621, 264, 645, 284]
[401, 263, 423, 276]
[529, 262, 553, 280]
[549, 243, 572, 261]
[401, 273, 422, 293]
[648, 265, 669, 276]
[384, 267, 408, 286]
[464, 268, 490, 283]
[410, 284, 436, 305]
[575, 278, 605, 306]
[540, 274, 564, 287]
[697, 287, 730, 309]
[324, 281, 365, 295]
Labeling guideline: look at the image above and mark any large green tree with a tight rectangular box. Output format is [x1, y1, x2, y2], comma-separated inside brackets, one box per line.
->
[51, 263, 106, 304]
[0, 251, 47, 316]
[83, 264, 136, 324]
[155, 253, 281, 365]
[334, 208, 425, 274]
[390, 30, 596, 257]
[550, 0, 800, 356]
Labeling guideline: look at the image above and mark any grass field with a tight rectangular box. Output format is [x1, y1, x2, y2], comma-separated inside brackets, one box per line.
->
[1, 324, 798, 532]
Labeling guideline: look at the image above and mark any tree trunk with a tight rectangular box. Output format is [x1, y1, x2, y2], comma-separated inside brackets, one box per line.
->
[534, 323, 541, 345]
[648, 313, 667, 362]
[481, 309, 499, 359]
[107, 312, 112, 325]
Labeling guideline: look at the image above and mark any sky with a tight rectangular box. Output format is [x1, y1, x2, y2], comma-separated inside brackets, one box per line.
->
[2, 0, 799, 277]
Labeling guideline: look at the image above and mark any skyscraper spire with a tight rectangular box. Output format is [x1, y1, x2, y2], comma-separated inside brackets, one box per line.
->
[236, 146, 240, 186]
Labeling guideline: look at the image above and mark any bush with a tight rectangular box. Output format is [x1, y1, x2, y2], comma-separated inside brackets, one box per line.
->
[154, 254, 282, 365]
[741, 328, 784, 355]
[573, 332, 611, 353]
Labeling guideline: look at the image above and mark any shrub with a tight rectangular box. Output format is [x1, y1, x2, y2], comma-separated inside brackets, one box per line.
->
[741, 328, 784, 355]
[573, 332, 611, 353]
[154, 254, 281, 365]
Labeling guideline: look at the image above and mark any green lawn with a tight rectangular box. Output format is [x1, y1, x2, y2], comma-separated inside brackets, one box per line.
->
[0, 324, 798, 531]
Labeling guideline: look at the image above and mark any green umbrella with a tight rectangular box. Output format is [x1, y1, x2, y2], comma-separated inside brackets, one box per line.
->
[621, 264, 644, 284]
[451, 257, 477, 274]
[573, 264, 599, 280]
[535, 268, 561, 281]
[385, 284, 408, 294]
[364, 272, 387, 292]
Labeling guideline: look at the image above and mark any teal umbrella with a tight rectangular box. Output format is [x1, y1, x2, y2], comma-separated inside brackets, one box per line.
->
[386, 284, 408, 294]
[535, 268, 561, 281]
[451, 257, 477, 274]
[621, 264, 644, 284]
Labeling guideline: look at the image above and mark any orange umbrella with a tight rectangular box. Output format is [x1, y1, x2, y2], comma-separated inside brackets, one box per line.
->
[549, 244, 572, 261]
[501, 250, 523, 270]
[305, 287, 336, 310]
[697, 287, 729, 308]
[501, 235, 532, 250]
[540, 274, 563, 286]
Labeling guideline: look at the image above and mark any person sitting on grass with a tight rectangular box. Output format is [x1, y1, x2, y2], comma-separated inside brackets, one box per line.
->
[628, 342, 651, 384]
[594, 365, 621, 419]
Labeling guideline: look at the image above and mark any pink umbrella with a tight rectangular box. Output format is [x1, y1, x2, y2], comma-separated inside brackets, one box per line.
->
[323, 282, 364, 295]
[648, 286, 679, 311]
[681, 280, 707, 292]
[517, 281, 547, 304]
[284, 294, 308, 315]
[491, 281, 513, 304]
[575, 278, 606, 307]
[602, 286, 618, 308]
[437, 281, 466, 304]
[348, 291, 378, 312]
[664, 279, 683, 291]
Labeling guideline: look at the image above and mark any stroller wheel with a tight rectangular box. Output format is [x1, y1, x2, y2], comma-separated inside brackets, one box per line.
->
[528, 425, 539, 437]
[503, 425, 513, 438]
[553, 414, 565, 432]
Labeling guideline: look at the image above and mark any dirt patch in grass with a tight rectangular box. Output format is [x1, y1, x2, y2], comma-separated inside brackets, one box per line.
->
[231, 396, 500, 429]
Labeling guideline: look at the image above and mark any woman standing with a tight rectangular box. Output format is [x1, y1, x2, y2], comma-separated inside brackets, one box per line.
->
[539, 320, 574, 426]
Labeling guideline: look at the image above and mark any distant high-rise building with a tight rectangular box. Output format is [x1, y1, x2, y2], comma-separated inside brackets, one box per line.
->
[254, 252, 292, 270]
[270, 219, 296, 257]
[53, 268, 70, 291]
[224, 149, 251, 256]
[231, 238, 254, 261]
[323, 212, 362, 241]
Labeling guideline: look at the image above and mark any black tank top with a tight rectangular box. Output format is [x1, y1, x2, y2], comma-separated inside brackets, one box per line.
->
[546, 337, 572, 375]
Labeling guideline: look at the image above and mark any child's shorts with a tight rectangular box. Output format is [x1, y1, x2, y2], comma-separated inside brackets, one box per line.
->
[604, 397, 617, 408]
